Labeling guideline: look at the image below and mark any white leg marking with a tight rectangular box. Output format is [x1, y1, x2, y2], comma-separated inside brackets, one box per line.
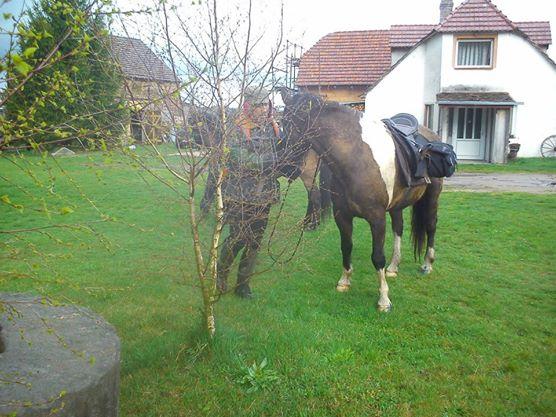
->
[421, 247, 435, 274]
[377, 268, 392, 312]
[359, 116, 397, 206]
[336, 267, 353, 292]
[386, 233, 402, 277]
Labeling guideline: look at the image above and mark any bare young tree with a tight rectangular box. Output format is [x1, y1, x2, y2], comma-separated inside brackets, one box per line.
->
[113, 0, 300, 339]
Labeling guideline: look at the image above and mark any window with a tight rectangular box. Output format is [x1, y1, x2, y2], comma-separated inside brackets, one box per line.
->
[456, 39, 493, 68]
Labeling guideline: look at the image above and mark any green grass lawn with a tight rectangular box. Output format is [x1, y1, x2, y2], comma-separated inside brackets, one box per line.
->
[457, 157, 556, 173]
[1, 150, 555, 417]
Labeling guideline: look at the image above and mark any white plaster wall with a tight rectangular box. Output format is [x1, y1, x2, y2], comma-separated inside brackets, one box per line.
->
[365, 43, 428, 124]
[440, 33, 556, 157]
[423, 36, 443, 131]
[391, 49, 408, 66]
[366, 36, 442, 130]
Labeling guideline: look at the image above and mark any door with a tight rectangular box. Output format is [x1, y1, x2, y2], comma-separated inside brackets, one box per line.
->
[131, 111, 143, 142]
[451, 107, 487, 160]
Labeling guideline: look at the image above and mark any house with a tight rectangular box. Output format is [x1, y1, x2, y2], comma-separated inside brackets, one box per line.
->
[297, 0, 556, 162]
[109, 36, 183, 142]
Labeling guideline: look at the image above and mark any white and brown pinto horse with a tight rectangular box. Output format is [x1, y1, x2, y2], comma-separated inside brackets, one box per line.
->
[280, 90, 443, 312]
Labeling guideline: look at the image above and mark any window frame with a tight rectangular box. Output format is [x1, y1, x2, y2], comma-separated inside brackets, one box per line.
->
[453, 35, 497, 70]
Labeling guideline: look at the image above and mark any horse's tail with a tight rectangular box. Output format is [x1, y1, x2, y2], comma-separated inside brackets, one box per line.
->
[319, 161, 333, 220]
[411, 186, 433, 260]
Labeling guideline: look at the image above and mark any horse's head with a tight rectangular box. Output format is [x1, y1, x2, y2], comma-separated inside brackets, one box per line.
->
[279, 88, 324, 136]
[278, 88, 324, 168]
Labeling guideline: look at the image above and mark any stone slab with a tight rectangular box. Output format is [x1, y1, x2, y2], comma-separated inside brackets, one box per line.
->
[0, 293, 120, 417]
[51, 147, 76, 157]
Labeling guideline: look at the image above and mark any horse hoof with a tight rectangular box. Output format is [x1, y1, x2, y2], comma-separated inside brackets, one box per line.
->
[385, 270, 398, 278]
[420, 265, 432, 275]
[336, 284, 350, 292]
[377, 303, 392, 313]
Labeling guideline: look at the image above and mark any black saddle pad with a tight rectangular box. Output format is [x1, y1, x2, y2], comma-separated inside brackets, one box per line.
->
[389, 113, 419, 136]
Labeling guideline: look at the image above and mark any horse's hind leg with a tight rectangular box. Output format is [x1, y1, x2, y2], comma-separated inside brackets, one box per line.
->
[420, 180, 441, 274]
[421, 213, 437, 275]
[369, 216, 392, 312]
[334, 211, 353, 292]
[386, 209, 403, 278]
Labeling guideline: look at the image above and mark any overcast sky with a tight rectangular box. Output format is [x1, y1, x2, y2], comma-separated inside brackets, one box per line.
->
[112, 0, 556, 60]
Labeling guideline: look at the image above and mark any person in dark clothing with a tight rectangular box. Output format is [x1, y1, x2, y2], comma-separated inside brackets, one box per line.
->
[217, 87, 282, 298]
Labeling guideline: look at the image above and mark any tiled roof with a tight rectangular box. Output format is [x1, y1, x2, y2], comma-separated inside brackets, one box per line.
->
[296, 30, 391, 87]
[109, 36, 178, 83]
[515, 21, 552, 47]
[437, 91, 515, 103]
[437, 0, 516, 33]
[391, 20, 552, 49]
[390, 25, 436, 48]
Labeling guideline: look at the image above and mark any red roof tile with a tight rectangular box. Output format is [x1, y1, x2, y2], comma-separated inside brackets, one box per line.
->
[390, 25, 436, 48]
[437, 0, 516, 33]
[296, 30, 391, 87]
[515, 21, 552, 47]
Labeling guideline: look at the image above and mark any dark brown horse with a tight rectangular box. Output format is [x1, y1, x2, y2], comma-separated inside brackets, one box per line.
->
[280, 89, 444, 312]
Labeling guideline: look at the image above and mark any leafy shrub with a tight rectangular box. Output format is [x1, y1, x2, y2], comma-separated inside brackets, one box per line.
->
[236, 357, 280, 393]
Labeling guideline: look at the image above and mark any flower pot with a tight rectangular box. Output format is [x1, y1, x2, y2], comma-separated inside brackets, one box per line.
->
[508, 143, 520, 160]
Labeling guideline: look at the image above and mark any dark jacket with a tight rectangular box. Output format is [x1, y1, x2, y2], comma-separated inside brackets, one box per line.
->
[223, 122, 281, 209]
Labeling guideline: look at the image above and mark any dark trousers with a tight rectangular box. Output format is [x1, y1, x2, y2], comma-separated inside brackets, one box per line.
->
[217, 203, 271, 296]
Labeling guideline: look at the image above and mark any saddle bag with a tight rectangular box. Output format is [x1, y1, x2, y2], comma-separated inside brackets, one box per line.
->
[424, 142, 457, 178]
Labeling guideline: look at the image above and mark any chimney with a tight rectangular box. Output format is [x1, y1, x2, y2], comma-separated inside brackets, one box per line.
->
[439, 0, 454, 22]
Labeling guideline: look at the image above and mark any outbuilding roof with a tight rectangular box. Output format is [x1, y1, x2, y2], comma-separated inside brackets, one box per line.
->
[295, 30, 391, 87]
[390, 25, 436, 48]
[110, 35, 178, 83]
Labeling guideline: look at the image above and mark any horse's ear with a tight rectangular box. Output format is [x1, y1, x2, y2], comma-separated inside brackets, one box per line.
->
[277, 87, 293, 105]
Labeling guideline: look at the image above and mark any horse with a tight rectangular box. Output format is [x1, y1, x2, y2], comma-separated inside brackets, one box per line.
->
[193, 108, 332, 230]
[279, 89, 444, 312]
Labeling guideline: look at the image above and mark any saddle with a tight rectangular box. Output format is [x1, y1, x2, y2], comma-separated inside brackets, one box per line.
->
[382, 113, 457, 187]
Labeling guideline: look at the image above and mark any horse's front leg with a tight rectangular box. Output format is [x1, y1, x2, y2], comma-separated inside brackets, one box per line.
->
[386, 209, 403, 277]
[304, 187, 321, 231]
[369, 216, 392, 312]
[334, 211, 353, 292]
